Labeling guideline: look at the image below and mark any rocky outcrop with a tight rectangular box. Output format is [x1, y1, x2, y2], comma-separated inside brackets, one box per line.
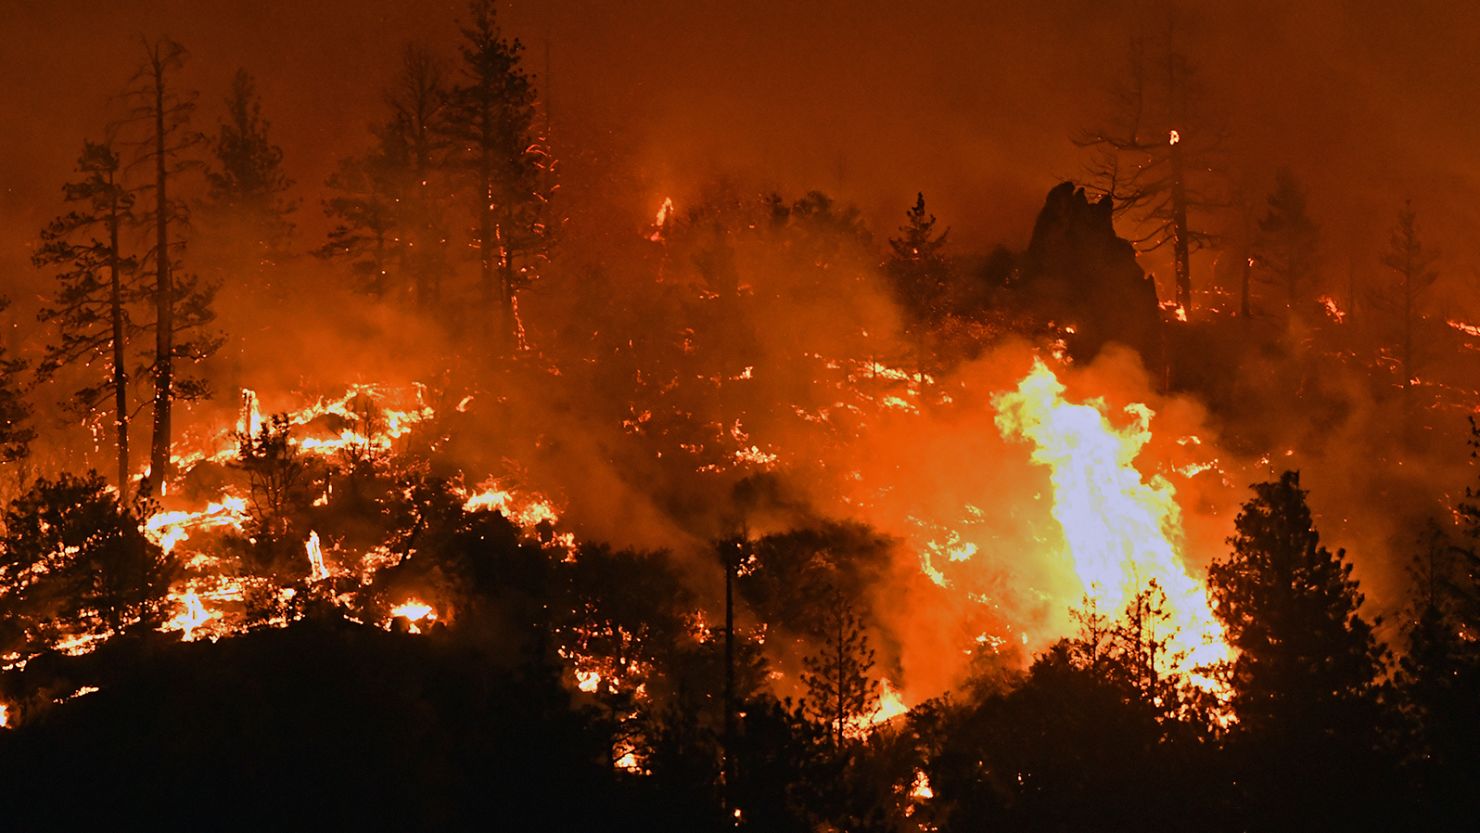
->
[1018, 182, 1162, 362]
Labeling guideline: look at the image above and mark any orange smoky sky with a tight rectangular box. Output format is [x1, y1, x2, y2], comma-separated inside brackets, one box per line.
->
[3, 0, 1480, 306]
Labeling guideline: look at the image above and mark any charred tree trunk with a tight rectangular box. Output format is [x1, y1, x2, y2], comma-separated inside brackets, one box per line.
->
[148, 53, 174, 494]
[1169, 133, 1192, 314]
[107, 171, 130, 494]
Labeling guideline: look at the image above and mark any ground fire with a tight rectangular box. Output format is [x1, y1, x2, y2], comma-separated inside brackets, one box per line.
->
[0, 2, 1477, 830]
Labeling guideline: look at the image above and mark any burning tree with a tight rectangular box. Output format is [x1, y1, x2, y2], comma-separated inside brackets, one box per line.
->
[204, 68, 297, 260]
[1074, 34, 1226, 315]
[33, 141, 140, 493]
[121, 37, 221, 492]
[443, 0, 554, 353]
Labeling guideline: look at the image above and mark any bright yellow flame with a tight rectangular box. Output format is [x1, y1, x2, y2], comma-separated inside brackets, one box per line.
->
[910, 768, 934, 800]
[391, 600, 434, 622]
[167, 590, 215, 641]
[390, 599, 436, 634]
[1318, 295, 1347, 323]
[994, 359, 1230, 682]
[648, 197, 675, 242]
[575, 669, 601, 693]
[1169, 129, 1181, 145]
[305, 531, 330, 582]
[871, 678, 910, 725]
[461, 480, 561, 528]
[145, 495, 249, 555]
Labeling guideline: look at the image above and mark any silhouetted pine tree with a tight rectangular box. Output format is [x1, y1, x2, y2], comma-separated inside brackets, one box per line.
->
[321, 121, 405, 297]
[886, 192, 949, 327]
[1075, 33, 1227, 314]
[386, 44, 453, 308]
[1254, 169, 1319, 310]
[1208, 470, 1396, 830]
[1396, 431, 1480, 826]
[800, 590, 880, 749]
[0, 472, 173, 646]
[1373, 200, 1438, 393]
[33, 141, 140, 492]
[205, 68, 296, 258]
[120, 37, 221, 493]
[321, 45, 452, 307]
[0, 297, 34, 470]
[442, 0, 554, 353]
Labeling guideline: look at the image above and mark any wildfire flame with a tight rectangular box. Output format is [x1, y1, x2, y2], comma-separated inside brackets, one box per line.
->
[305, 530, 330, 582]
[390, 599, 436, 634]
[1318, 295, 1347, 323]
[166, 590, 216, 641]
[647, 196, 675, 242]
[993, 359, 1230, 683]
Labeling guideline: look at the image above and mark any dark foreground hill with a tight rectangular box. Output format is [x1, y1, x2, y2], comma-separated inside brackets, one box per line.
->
[0, 619, 652, 831]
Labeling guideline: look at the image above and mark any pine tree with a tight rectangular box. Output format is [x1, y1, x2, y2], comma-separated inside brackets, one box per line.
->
[1207, 470, 1395, 828]
[800, 590, 881, 748]
[321, 45, 451, 307]
[205, 68, 296, 257]
[0, 296, 34, 467]
[230, 414, 309, 553]
[886, 192, 949, 327]
[1075, 33, 1226, 315]
[386, 44, 452, 307]
[32, 141, 140, 492]
[0, 472, 174, 645]
[1395, 428, 1480, 823]
[321, 123, 404, 298]
[1065, 582, 1188, 714]
[443, 0, 554, 353]
[1254, 169, 1319, 310]
[1374, 200, 1438, 392]
[121, 37, 221, 494]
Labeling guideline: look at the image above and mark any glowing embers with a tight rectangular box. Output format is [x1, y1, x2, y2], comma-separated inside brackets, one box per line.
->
[993, 358, 1230, 684]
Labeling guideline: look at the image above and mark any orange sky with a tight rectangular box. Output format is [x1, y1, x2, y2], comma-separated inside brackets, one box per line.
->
[3, 0, 1480, 309]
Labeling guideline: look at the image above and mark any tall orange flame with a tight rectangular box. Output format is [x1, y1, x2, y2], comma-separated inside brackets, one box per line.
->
[994, 359, 1230, 682]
